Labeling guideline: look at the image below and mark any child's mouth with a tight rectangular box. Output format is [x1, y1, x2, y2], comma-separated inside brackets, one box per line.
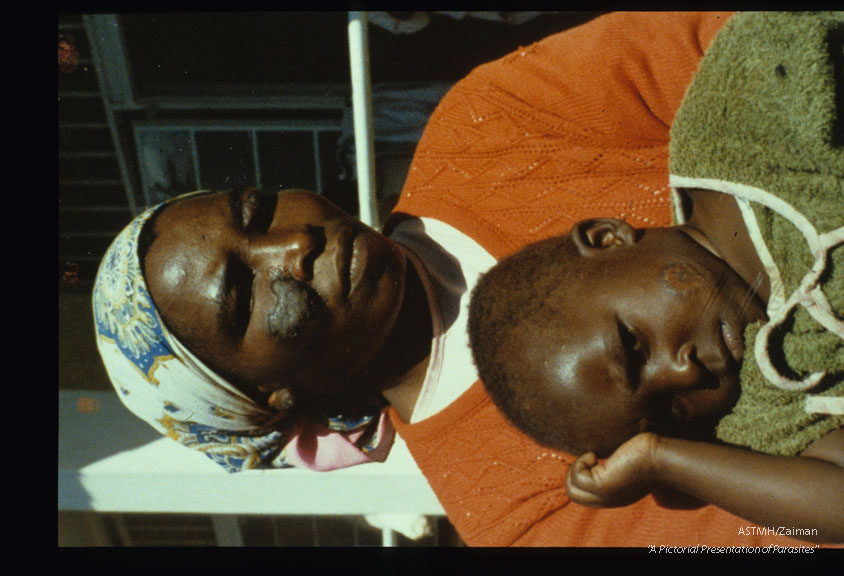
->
[720, 319, 745, 365]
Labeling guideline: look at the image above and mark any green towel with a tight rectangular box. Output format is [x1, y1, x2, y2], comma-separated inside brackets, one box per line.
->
[669, 12, 844, 456]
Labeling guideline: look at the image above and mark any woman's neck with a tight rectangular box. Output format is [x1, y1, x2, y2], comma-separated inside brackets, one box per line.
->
[374, 253, 433, 422]
[683, 188, 771, 304]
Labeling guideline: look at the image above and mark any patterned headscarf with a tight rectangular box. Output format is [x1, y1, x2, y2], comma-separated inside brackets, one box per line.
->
[92, 195, 395, 472]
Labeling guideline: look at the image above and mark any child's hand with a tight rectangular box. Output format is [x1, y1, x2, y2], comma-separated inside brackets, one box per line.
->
[565, 432, 660, 508]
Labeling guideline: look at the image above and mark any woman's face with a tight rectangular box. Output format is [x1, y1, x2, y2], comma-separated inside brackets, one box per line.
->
[143, 188, 407, 403]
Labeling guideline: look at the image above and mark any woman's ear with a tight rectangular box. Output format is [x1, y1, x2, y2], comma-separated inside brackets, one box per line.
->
[570, 218, 637, 257]
[267, 387, 294, 415]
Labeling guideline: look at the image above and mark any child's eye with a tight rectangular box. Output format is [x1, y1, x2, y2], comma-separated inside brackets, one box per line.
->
[618, 321, 645, 355]
[617, 320, 647, 389]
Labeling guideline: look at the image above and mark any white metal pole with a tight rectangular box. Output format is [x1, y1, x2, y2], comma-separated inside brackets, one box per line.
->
[348, 11, 379, 228]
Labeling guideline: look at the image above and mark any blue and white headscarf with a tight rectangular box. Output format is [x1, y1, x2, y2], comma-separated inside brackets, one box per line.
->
[92, 196, 395, 472]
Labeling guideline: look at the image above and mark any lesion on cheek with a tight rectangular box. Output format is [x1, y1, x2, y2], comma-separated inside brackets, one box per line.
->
[266, 277, 317, 340]
[662, 262, 705, 293]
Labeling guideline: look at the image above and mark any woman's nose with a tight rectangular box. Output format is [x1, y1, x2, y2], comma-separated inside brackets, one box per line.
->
[250, 226, 325, 282]
[644, 342, 703, 392]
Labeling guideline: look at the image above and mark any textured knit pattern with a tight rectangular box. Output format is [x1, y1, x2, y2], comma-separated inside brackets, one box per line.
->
[669, 12, 844, 456]
[386, 11, 716, 251]
[387, 12, 806, 547]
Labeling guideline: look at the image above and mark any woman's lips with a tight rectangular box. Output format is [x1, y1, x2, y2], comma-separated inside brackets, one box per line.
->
[332, 225, 392, 305]
[334, 225, 357, 302]
[348, 231, 369, 299]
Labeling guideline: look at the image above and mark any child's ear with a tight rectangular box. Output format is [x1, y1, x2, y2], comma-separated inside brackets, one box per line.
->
[570, 218, 637, 256]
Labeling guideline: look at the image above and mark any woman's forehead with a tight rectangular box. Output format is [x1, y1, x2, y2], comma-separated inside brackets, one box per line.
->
[142, 194, 228, 331]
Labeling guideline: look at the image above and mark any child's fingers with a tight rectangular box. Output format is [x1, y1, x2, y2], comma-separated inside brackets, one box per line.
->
[566, 463, 602, 507]
[568, 452, 600, 490]
[576, 451, 598, 469]
[567, 484, 600, 506]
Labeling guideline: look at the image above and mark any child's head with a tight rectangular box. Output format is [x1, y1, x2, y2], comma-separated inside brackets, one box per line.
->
[468, 218, 767, 456]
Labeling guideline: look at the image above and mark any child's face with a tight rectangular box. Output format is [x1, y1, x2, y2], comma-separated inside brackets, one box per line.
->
[510, 223, 767, 456]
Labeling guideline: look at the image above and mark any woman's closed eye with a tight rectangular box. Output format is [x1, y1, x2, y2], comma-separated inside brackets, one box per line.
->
[221, 255, 254, 339]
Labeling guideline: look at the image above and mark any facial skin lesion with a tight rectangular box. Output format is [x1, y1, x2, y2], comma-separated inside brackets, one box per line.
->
[662, 262, 706, 294]
[266, 276, 319, 340]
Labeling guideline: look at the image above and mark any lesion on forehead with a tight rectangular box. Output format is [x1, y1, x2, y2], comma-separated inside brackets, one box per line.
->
[662, 262, 706, 293]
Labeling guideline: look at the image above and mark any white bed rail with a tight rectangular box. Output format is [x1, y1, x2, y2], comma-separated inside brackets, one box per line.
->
[59, 391, 444, 544]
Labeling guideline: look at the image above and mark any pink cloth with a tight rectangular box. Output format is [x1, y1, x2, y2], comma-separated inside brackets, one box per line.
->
[281, 408, 396, 471]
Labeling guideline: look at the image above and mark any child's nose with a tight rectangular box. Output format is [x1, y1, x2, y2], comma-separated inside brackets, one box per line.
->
[644, 342, 704, 393]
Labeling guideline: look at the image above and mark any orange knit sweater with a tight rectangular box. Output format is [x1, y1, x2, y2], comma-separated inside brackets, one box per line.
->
[386, 12, 810, 548]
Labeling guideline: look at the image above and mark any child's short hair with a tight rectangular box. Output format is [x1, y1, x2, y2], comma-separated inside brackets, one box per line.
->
[468, 233, 590, 453]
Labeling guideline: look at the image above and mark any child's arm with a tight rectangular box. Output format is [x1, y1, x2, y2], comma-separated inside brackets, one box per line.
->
[566, 429, 844, 544]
